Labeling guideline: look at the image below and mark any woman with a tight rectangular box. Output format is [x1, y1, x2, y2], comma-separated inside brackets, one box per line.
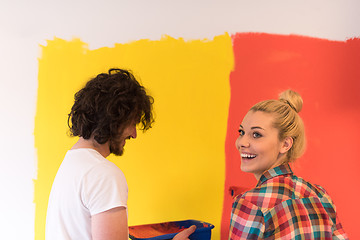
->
[229, 90, 348, 239]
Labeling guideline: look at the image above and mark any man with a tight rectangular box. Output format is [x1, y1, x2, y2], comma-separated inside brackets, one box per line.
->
[46, 68, 195, 239]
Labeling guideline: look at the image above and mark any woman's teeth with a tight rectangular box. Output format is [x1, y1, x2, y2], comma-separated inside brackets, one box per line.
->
[241, 153, 256, 159]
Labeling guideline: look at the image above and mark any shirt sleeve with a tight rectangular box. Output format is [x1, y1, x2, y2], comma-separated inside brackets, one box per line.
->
[81, 162, 128, 216]
[315, 185, 349, 240]
[228, 196, 265, 240]
[330, 204, 349, 240]
[332, 218, 349, 240]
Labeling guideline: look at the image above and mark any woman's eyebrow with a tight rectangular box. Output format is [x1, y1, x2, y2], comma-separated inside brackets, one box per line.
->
[239, 125, 264, 130]
[251, 126, 265, 130]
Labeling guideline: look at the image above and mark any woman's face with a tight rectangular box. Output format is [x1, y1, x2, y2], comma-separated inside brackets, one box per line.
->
[235, 110, 290, 180]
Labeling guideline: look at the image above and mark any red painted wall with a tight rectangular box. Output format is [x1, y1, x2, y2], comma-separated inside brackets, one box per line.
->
[222, 33, 360, 239]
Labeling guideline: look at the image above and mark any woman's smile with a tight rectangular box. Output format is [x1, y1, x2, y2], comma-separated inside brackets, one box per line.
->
[241, 152, 257, 160]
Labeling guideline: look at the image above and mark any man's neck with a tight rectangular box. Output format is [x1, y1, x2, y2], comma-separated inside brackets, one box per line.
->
[71, 137, 110, 158]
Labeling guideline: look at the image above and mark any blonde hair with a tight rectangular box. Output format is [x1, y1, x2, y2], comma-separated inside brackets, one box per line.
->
[250, 89, 306, 162]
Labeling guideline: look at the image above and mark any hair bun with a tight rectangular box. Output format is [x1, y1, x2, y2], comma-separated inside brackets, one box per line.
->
[279, 89, 303, 113]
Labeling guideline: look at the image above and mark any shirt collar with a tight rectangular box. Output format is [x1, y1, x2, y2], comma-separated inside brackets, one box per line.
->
[256, 164, 293, 187]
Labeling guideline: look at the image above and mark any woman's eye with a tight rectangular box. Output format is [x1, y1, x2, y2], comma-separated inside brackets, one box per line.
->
[253, 132, 262, 138]
[238, 129, 245, 136]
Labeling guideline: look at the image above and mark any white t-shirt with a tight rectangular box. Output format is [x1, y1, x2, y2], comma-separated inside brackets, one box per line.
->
[45, 148, 128, 240]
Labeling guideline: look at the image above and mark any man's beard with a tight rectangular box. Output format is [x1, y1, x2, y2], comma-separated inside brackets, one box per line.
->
[109, 137, 124, 156]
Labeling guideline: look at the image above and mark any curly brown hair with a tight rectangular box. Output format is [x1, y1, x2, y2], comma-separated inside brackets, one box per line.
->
[68, 68, 154, 144]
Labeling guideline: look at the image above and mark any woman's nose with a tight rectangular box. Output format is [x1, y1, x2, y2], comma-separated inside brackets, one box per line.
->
[235, 136, 249, 150]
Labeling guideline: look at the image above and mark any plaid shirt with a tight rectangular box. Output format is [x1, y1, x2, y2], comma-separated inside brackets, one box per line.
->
[229, 164, 348, 239]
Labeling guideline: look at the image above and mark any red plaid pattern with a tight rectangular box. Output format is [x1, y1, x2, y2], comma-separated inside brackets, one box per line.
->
[229, 164, 348, 239]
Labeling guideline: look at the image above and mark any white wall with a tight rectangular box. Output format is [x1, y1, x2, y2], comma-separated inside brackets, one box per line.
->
[0, 0, 359, 239]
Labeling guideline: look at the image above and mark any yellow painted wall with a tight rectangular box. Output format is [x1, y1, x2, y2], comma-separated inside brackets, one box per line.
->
[35, 35, 233, 239]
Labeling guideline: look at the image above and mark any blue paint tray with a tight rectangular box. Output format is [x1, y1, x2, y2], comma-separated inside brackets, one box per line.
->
[129, 219, 214, 240]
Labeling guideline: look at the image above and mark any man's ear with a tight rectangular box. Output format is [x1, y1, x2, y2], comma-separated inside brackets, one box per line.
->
[280, 136, 293, 154]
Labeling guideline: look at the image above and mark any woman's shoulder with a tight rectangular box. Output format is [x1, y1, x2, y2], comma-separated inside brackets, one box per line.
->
[291, 175, 331, 199]
[238, 174, 332, 209]
[237, 177, 293, 209]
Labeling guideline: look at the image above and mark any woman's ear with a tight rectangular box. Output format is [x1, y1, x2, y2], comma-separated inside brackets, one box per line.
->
[280, 136, 293, 154]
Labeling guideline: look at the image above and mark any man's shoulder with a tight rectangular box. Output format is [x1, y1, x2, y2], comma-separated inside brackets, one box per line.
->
[63, 148, 122, 177]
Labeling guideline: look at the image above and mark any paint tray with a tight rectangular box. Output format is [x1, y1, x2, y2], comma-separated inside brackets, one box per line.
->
[129, 219, 214, 240]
